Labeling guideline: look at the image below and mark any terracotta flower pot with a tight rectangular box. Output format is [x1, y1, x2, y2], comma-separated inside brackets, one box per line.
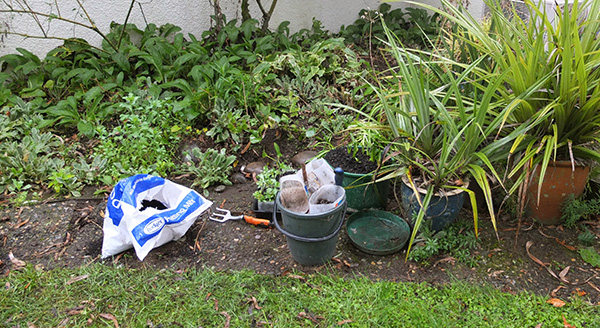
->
[527, 161, 590, 225]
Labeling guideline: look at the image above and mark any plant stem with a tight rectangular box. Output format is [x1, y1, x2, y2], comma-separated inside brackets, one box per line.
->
[1, 2, 119, 52]
[2, 32, 109, 54]
[117, 0, 137, 50]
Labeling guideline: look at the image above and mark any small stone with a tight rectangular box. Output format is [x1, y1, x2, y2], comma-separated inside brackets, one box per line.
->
[214, 185, 226, 193]
[255, 234, 261, 240]
[291, 151, 319, 167]
[243, 161, 268, 175]
[230, 172, 247, 184]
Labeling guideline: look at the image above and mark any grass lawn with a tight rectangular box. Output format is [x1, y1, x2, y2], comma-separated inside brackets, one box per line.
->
[1, 264, 598, 327]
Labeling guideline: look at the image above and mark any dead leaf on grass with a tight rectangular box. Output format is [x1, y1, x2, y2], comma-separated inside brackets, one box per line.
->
[220, 311, 231, 328]
[99, 313, 119, 328]
[337, 319, 353, 325]
[284, 273, 307, 282]
[27, 322, 36, 328]
[66, 274, 89, 285]
[563, 315, 576, 328]
[535, 324, 543, 328]
[297, 311, 324, 324]
[57, 318, 69, 327]
[247, 296, 262, 310]
[8, 251, 26, 269]
[546, 298, 566, 307]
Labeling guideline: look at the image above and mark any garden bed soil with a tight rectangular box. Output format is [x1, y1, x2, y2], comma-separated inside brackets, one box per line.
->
[324, 146, 379, 174]
[1, 132, 600, 306]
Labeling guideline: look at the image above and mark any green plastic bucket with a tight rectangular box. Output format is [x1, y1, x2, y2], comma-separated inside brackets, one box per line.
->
[273, 192, 347, 266]
[342, 172, 390, 210]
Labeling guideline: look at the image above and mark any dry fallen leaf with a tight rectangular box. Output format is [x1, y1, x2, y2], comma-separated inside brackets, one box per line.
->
[547, 298, 566, 307]
[573, 288, 587, 297]
[250, 296, 262, 310]
[99, 313, 119, 328]
[559, 266, 571, 282]
[551, 286, 566, 297]
[563, 315, 576, 328]
[297, 311, 324, 324]
[337, 319, 353, 325]
[66, 274, 89, 285]
[220, 311, 231, 328]
[8, 251, 26, 269]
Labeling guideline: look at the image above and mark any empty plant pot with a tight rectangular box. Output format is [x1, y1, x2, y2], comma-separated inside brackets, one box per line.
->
[527, 161, 590, 225]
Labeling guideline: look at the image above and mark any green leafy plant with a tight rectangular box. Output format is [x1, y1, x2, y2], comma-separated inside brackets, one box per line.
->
[93, 94, 180, 184]
[253, 162, 293, 203]
[253, 143, 293, 203]
[561, 196, 600, 228]
[0, 128, 63, 193]
[409, 0, 600, 207]
[339, 4, 440, 51]
[349, 19, 543, 257]
[579, 247, 600, 268]
[178, 147, 237, 189]
[578, 231, 597, 247]
[48, 168, 83, 197]
[408, 221, 479, 267]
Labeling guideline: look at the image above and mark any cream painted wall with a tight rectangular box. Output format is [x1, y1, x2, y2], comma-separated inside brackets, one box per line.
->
[0, 0, 481, 57]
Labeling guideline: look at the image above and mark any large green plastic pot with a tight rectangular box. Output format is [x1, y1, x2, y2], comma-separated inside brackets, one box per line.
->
[342, 171, 390, 211]
[273, 192, 347, 266]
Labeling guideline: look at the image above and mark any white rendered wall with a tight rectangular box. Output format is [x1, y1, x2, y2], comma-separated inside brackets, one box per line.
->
[0, 0, 485, 57]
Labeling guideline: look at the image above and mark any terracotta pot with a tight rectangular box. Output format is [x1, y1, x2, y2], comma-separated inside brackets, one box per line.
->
[527, 161, 590, 225]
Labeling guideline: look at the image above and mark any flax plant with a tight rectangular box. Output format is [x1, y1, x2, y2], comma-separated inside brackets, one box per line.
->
[352, 20, 546, 257]
[403, 0, 600, 204]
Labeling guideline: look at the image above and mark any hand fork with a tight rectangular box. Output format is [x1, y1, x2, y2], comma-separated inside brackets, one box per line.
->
[209, 208, 272, 228]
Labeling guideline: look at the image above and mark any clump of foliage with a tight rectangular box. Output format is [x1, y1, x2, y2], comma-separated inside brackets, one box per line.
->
[338, 3, 440, 51]
[93, 94, 182, 185]
[578, 230, 597, 247]
[253, 162, 294, 203]
[561, 195, 600, 228]
[579, 247, 600, 268]
[0, 13, 369, 197]
[179, 147, 237, 189]
[408, 220, 479, 267]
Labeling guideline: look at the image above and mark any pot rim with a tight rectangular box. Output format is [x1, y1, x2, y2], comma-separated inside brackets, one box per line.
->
[401, 175, 469, 197]
[540, 160, 591, 169]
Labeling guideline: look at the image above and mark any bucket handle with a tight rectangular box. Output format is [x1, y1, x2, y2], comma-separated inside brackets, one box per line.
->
[273, 192, 346, 243]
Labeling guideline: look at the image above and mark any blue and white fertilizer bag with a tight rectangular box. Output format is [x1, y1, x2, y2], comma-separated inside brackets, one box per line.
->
[102, 174, 212, 260]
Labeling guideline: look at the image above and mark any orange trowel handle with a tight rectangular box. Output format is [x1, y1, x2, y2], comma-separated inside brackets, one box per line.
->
[243, 215, 272, 228]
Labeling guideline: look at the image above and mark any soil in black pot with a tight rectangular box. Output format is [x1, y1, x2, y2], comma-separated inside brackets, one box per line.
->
[324, 146, 378, 174]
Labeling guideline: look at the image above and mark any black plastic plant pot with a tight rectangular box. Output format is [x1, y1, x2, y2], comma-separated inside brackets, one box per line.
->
[251, 198, 281, 220]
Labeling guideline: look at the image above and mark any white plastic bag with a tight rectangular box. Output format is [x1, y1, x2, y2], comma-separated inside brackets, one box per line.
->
[308, 184, 345, 214]
[304, 158, 335, 194]
[102, 174, 212, 260]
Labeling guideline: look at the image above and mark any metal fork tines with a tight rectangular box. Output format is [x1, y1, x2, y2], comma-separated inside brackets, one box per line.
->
[209, 208, 243, 222]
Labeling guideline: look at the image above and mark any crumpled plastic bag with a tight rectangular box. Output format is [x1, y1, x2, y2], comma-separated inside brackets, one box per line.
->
[308, 184, 345, 214]
[101, 174, 212, 260]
